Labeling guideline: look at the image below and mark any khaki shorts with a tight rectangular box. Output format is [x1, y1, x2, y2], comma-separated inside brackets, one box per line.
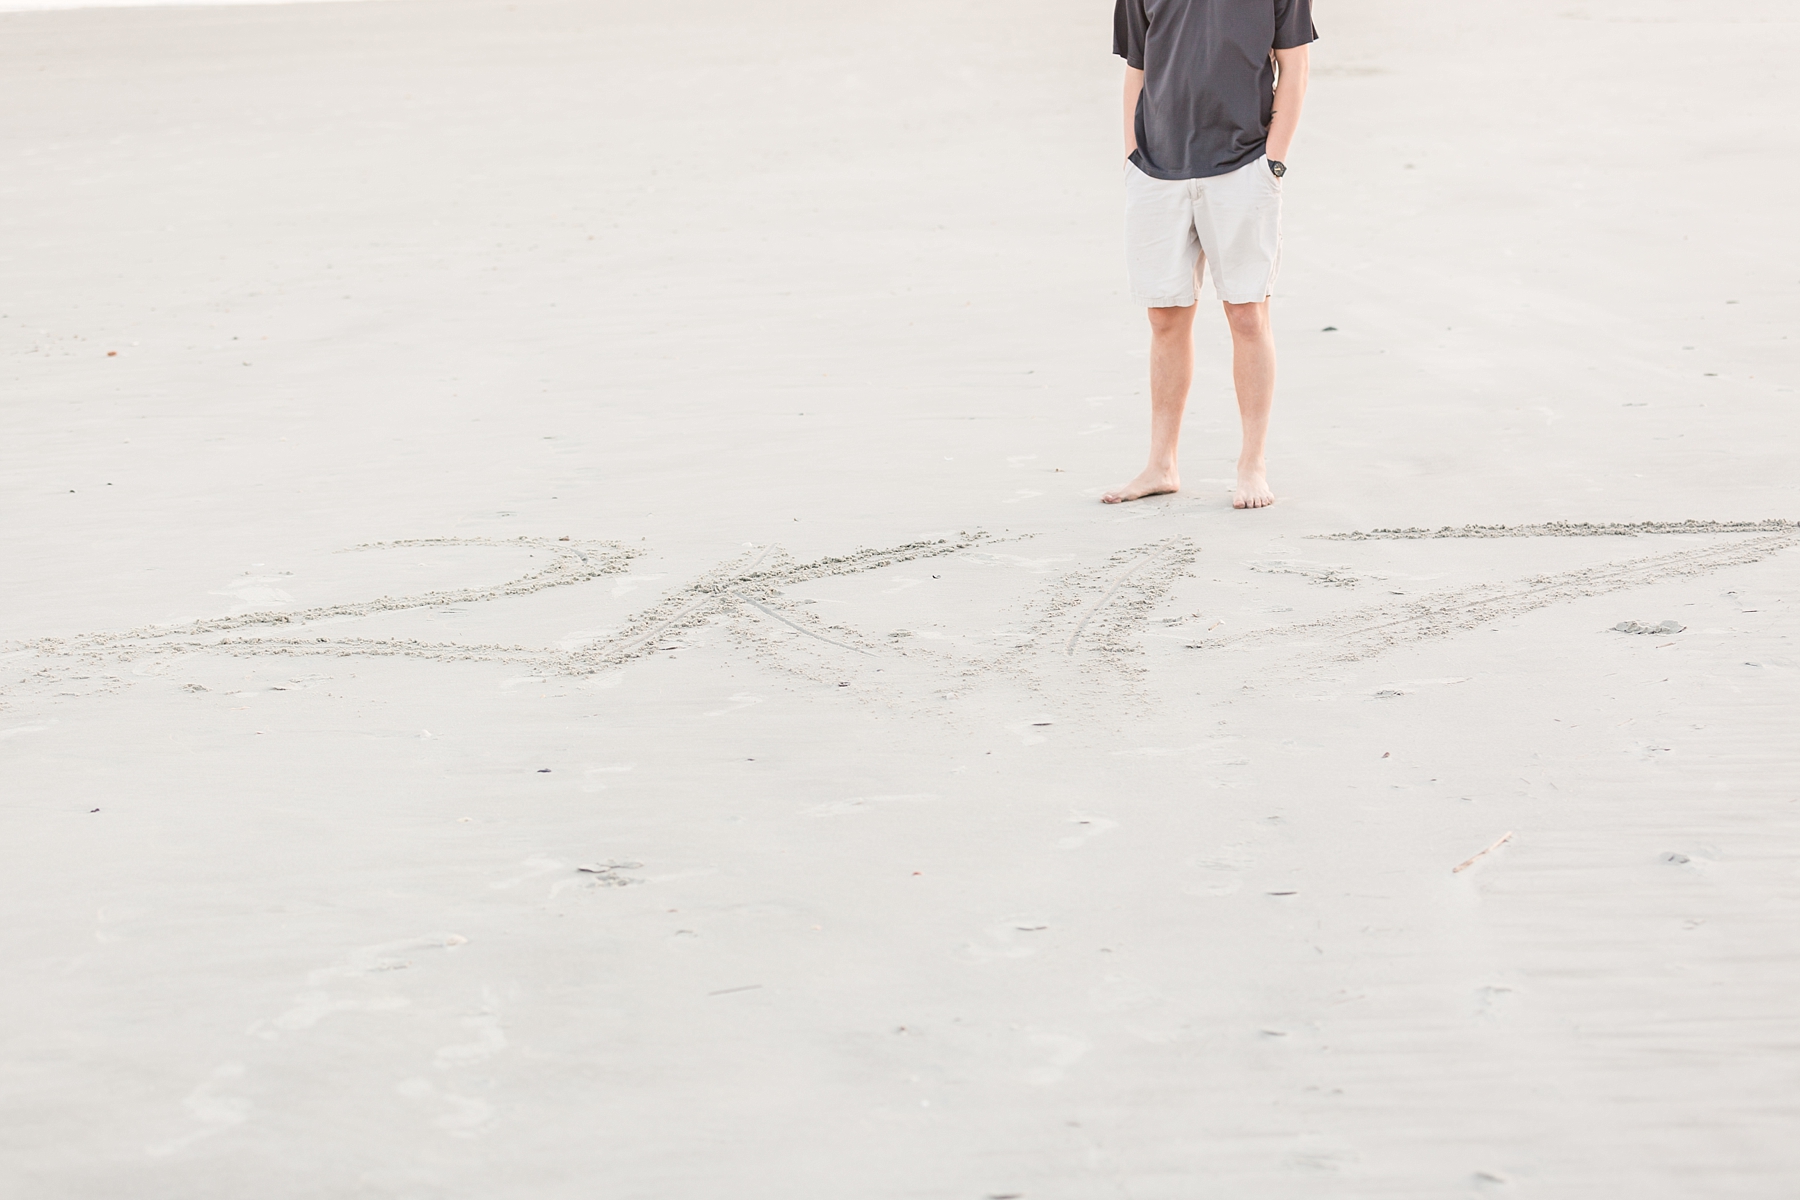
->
[1123, 155, 1283, 307]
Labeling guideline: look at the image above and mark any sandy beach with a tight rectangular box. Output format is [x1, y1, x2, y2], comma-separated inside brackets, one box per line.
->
[4, 0, 1799, 1195]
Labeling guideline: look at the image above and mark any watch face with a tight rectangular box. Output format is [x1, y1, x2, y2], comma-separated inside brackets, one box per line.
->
[1269, 160, 1286, 177]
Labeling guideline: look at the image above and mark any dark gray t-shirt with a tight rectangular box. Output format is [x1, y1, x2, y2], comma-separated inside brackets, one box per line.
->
[1114, 0, 1318, 180]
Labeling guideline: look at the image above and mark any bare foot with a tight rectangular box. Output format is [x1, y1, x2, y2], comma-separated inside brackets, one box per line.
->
[1102, 467, 1180, 504]
[1232, 468, 1275, 509]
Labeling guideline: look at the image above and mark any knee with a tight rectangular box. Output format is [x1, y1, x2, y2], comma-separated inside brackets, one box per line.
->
[1223, 301, 1269, 339]
[1147, 304, 1195, 336]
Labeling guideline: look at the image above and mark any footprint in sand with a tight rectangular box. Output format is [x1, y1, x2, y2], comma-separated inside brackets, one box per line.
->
[1022, 1031, 1089, 1085]
[970, 552, 1072, 575]
[1005, 719, 1052, 746]
[964, 919, 1051, 962]
[1474, 985, 1517, 1022]
[1111, 744, 1206, 758]
[261, 934, 470, 1034]
[434, 1011, 507, 1068]
[395, 1078, 495, 1134]
[580, 763, 634, 793]
[805, 793, 937, 817]
[272, 992, 409, 1031]
[1089, 975, 1162, 1013]
[609, 573, 666, 598]
[1182, 843, 1254, 896]
[211, 572, 295, 611]
[1056, 813, 1117, 850]
[490, 856, 564, 889]
[299, 933, 468, 989]
[144, 1062, 249, 1157]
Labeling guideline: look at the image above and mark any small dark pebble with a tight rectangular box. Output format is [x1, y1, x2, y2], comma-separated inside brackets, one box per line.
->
[537, 768, 552, 773]
[90, 808, 100, 813]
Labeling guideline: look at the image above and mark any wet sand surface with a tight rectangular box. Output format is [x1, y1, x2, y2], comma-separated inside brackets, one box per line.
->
[3, 1, 1799, 1196]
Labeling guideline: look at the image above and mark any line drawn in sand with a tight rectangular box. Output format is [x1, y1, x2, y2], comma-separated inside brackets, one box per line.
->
[10, 520, 1791, 711]
[1247, 559, 1367, 588]
[1066, 553, 1157, 656]
[863, 536, 1202, 710]
[588, 535, 988, 669]
[728, 591, 874, 657]
[1194, 533, 1795, 662]
[1316, 518, 1796, 541]
[694, 537, 1200, 709]
[5, 535, 989, 694]
[1042, 537, 1200, 664]
[25, 537, 636, 661]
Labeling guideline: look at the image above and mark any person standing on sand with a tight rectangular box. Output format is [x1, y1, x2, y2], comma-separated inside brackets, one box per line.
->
[1103, 0, 1317, 508]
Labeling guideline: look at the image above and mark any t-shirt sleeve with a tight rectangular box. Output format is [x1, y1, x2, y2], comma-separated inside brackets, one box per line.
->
[1113, 0, 1147, 69]
[1272, 0, 1318, 50]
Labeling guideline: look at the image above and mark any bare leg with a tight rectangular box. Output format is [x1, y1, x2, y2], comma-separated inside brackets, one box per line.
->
[1102, 304, 1195, 504]
[1222, 299, 1276, 509]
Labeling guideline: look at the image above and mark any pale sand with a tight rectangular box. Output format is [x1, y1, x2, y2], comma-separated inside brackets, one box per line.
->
[3, 0, 1799, 1195]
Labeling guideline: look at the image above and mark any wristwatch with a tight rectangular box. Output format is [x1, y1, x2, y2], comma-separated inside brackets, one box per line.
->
[1268, 159, 1287, 178]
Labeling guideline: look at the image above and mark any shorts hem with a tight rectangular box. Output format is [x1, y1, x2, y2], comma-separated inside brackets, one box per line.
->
[1133, 294, 1197, 309]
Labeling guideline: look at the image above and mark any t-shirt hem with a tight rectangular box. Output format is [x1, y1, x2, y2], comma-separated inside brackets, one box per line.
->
[1130, 144, 1267, 181]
